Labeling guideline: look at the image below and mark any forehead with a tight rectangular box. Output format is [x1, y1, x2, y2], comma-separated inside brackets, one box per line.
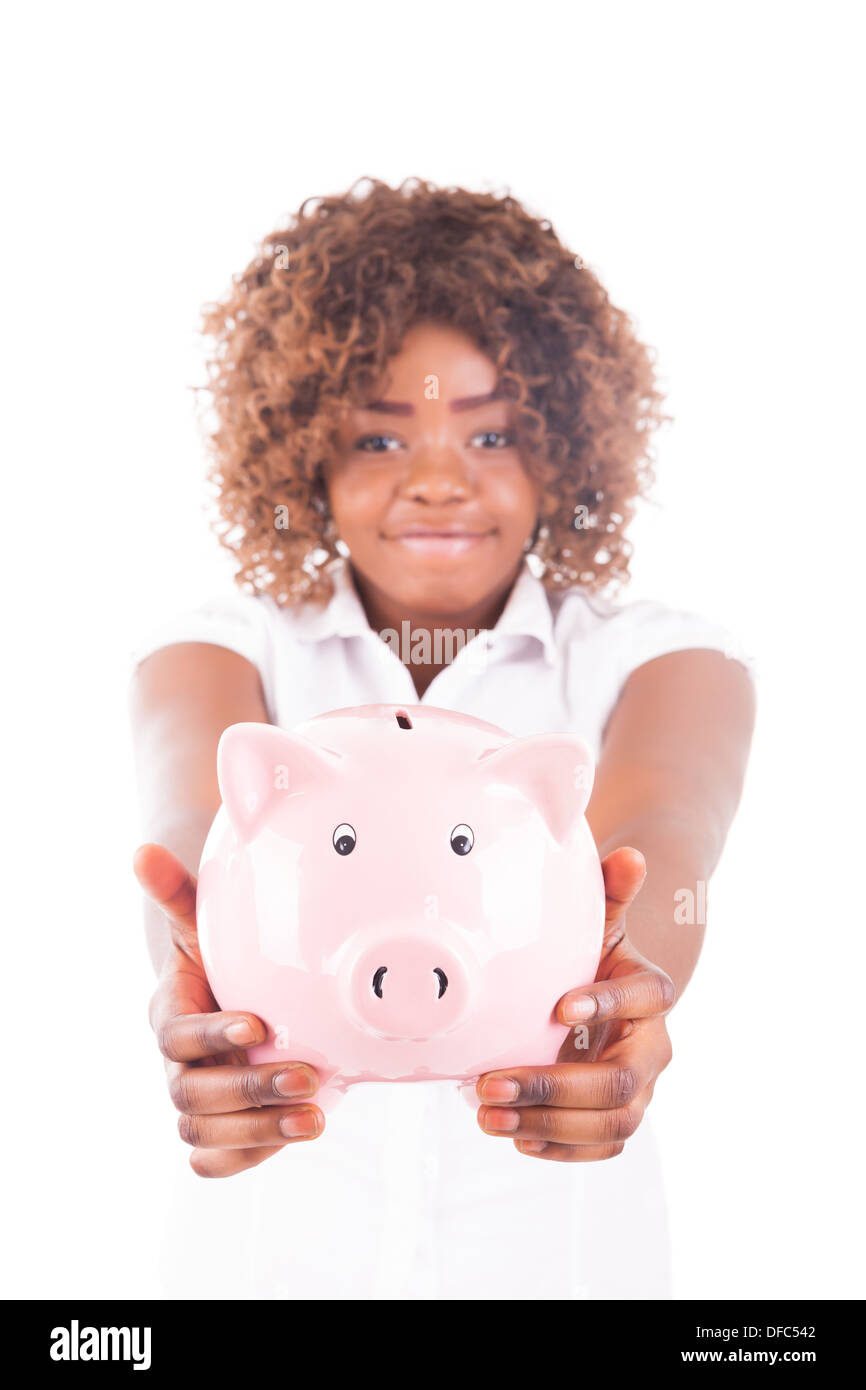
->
[372, 321, 499, 401]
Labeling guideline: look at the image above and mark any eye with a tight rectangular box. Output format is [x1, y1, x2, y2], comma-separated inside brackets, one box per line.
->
[468, 430, 514, 449]
[333, 823, 356, 855]
[354, 434, 403, 452]
[450, 824, 474, 855]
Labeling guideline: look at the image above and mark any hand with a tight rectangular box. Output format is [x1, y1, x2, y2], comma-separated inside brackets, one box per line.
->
[475, 846, 675, 1161]
[133, 843, 326, 1177]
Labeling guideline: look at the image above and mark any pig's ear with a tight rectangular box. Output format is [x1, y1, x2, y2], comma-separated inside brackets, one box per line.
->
[475, 734, 595, 844]
[217, 723, 342, 843]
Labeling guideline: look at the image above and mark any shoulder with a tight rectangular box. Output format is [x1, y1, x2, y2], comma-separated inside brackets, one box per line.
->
[130, 588, 294, 674]
[549, 583, 757, 683]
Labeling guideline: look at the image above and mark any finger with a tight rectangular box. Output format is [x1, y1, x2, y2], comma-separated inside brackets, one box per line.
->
[149, 959, 218, 1030]
[133, 843, 199, 951]
[557, 966, 676, 1026]
[167, 1060, 320, 1114]
[153, 1006, 268, 1063]
[177, 1104, 324, 1150]
[514, 1139, 626, 1163]
[600, 846, 647, 928]
[190, 1144, 287, 1178]
[477, 1094, 645, 1146]
[476, 1058, 650, 1110]
[148, 954, 263, 1047]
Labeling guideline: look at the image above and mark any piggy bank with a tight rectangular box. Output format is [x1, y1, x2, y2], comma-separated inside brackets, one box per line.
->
[196, 704, 605, 1114]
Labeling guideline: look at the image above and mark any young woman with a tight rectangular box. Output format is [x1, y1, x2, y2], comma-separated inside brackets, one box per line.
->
[130, 177, 755, 1299]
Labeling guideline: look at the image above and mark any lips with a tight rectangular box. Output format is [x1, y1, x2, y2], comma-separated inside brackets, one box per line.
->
[388, 528, 494, 557]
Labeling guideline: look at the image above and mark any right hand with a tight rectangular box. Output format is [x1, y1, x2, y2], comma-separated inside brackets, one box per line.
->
[133, 843, 325, 1177]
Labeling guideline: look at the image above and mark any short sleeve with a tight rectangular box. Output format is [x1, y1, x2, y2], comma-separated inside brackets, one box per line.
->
[607, 598, 758, 697]
[129, 592, 275, 695]
[549, 586, 758, 759]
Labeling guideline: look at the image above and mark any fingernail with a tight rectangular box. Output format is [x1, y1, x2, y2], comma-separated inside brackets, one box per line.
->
[562, 996, 597, 1023]
[274, 1067, 315, 1098]
[482, 1107, 520, 1133]
[479, 1078, 519, 1103]
[280, 1109, 319, 1139]
[519, 1141, 546, 1154]
[225, 1020, 256, 1045]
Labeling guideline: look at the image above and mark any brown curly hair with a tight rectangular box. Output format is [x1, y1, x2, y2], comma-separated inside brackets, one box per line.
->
[200, 175, 670, 605]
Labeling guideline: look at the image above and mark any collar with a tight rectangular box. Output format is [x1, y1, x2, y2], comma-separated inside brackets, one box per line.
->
[289, 554, 558, 665]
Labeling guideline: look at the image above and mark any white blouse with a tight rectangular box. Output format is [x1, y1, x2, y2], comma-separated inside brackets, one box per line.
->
[132, 555, 755, 1300]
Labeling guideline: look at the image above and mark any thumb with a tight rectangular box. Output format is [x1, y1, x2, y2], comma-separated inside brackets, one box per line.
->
[600, 846, 647, 930]
[133, 842, 200, 958]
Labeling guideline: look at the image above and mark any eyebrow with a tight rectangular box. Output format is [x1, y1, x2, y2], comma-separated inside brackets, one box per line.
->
[361, 390, 504, 416]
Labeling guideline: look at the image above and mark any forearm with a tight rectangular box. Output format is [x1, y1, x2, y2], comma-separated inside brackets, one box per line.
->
[129, 642, 271, 975]
[585, 650, 756, 998]
[141, 812, 214, 974]
[595, 809, 717, 998]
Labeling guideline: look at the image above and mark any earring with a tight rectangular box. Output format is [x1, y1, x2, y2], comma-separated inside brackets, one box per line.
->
[525, 522, 551, 576]
[527, 522, 581, 586]
[321, 510, 351, 558]
[301, 503, 349, 581]
[298, 500, 333, 581]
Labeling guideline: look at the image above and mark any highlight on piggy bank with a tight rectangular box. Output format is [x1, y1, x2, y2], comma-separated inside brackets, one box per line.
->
[196, 704, 605, 1114]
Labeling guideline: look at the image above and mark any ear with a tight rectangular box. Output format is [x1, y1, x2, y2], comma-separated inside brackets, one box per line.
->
[217, 723, 343, 843]
[475, 733, 595, 844]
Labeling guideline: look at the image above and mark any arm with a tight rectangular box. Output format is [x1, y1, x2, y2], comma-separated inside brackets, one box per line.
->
[475, 647, 756, 1161]
[130, 642, 325, 1176]
[130, 642, 269, 973]
[586, 647, 756, 997]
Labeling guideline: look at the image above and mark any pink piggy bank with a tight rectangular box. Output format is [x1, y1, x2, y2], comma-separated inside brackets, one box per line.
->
[196, 704, 605, 1115]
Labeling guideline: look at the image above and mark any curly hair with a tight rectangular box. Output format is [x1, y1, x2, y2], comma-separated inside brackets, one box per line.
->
[200, 175, 670, 604]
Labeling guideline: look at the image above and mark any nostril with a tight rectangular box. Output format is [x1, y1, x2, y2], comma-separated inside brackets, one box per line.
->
[371, 965, 448, 999]
[372, 966, 387, 998]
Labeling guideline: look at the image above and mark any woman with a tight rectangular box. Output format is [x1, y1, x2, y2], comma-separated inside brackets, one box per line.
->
[131, 177, 755, 1298]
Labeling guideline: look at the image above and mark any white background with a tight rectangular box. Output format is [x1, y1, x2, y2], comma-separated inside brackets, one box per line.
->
[1, 0, 863, 1299]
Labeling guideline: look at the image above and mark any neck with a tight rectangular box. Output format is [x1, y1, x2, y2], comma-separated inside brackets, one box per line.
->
[349, 563, 521, 637]
[347, 560, 523, 698]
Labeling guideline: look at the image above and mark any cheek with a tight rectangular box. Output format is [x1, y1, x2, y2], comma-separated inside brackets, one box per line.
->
[485, 467, 540, 529]
[326, 468, 389, 529]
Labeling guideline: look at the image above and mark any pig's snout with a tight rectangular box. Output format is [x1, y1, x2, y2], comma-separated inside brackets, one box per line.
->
[371, 963, 448, 999]
[342, 929, 475, 1041]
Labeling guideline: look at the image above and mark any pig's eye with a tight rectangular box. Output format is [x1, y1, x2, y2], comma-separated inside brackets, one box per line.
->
[450, 824, 474, 855]
[333, 823, 356, 855]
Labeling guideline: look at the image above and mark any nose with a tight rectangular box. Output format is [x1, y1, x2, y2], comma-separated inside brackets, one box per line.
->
[372, 962, 448, 999]
[341, 928, 474, 1041]
[401, 449, 472, 505]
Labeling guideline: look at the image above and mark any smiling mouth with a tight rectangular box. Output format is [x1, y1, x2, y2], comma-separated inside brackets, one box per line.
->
[387, 530, 494, 556]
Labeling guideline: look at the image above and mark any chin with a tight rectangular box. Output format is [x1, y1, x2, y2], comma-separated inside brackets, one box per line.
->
[352, 544, 522, 619]
[396, 568, 501, 615]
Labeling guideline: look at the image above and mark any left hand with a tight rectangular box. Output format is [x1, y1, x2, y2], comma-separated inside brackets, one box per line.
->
[475, 847, 676, 1162]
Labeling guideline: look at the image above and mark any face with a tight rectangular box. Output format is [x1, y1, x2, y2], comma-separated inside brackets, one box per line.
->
[322, 321, 540, 622]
